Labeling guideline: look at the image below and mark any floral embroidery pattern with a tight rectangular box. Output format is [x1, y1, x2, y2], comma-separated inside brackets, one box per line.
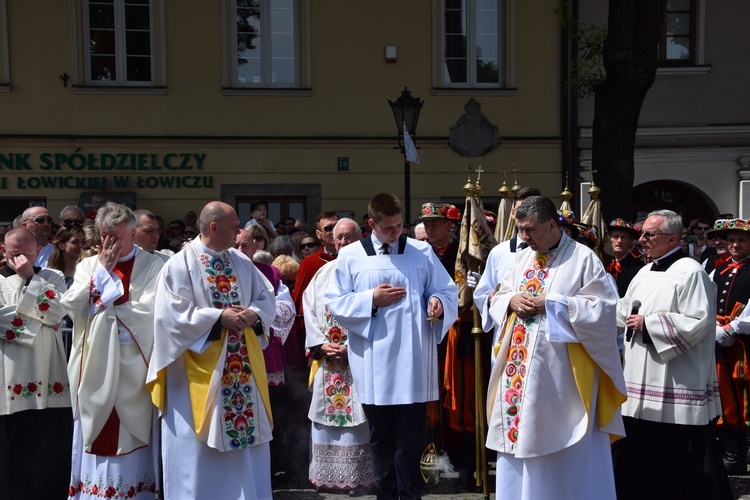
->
[322, 308, 356, 427]
[2, 315, 25, 341]
[500, 252, 554, 452]
[7, 380, 43, 400]
[69, 471, 157, 499]
[48, 381, 70, 397]
[200, 254, 240, 308]
[34, 285, 57, 319]
[198, 250, 257, 449]
[89, 277, 106, 312]
[221, 329, 256, 449]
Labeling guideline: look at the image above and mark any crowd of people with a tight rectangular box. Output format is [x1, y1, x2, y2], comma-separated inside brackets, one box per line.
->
[0, 191, 747, 500]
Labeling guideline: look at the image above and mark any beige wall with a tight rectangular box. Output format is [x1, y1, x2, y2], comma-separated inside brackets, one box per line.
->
[0, 1, 564, 223]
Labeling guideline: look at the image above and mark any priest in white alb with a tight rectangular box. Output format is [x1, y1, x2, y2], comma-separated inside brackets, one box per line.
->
[614, 210, 731, 500]
[146, 201, 276, 500]
[63, 202, 165, 499]
[325, 193, 458, 499]
[304, 218, 374, 493]
[486, 196, 627, 500]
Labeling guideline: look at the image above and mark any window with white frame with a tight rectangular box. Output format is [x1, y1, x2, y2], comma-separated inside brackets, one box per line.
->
[441, 0, 505, 88]
[84, 0, 154, 85]
[233, 0, 299, 88]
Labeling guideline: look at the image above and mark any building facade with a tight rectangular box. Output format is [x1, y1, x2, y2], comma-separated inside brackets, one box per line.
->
[0, 0, 565, 226]
[576, 0, 750, 221]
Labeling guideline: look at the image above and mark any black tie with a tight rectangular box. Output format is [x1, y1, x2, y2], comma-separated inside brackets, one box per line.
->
[381, 243, 390, 255]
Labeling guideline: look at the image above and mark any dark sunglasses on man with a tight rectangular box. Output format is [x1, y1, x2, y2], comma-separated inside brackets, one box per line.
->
[62, 219, 84, 229]
[29, 216, 54, 225]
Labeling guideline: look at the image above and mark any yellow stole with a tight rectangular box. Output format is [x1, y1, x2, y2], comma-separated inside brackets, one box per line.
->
[491, 314, 626, 444]
[148, 327, 273, 434]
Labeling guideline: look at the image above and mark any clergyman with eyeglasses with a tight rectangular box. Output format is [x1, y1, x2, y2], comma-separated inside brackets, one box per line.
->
[614, 209, 732, 499]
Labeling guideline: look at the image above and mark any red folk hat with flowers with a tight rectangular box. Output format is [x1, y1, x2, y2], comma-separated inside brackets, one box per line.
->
[416, 202, 462, 222]
[712, 218, 750, 237]
[572, 222, 597, 248]
[607, 218, 640, 239]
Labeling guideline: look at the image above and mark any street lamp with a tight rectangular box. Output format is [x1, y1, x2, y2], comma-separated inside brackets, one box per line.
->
[388, 87, 424, 225]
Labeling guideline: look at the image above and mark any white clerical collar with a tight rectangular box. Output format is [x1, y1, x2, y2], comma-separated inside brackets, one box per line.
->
[370, 233, 394, 255]
[652, 245, 682, 265]
[195, 236, 225, 257]
[117, 246, 139, 263]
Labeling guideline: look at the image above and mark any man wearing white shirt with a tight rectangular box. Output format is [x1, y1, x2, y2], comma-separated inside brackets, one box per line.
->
[325, 193, 458, 499]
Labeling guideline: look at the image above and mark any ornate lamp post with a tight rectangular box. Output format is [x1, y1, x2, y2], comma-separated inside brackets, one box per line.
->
[388, 87, 424, 225]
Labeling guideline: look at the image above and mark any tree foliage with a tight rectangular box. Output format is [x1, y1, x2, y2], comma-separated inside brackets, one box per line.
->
[557, 0, 668, 221]
[554, 1, 607, 98]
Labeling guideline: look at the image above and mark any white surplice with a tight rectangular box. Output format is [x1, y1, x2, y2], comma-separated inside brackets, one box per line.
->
[147, 238, 276, 500]
[474, 238, 519, 344]
[486, 234, 626, 500]
[64, 248, 164, 454]
[303, 260, 374, 490]
[0, 267, 69, 414]
[617, 258, 721, 425]
[324, 237, 458, 406]
[62, 248, 164, 499]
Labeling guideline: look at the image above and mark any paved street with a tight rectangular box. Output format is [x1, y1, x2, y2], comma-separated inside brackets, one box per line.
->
[272, 470, 750, 499]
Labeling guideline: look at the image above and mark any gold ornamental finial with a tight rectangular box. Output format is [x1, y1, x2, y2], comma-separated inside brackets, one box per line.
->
[561, 172, 573, 202]
[498, 168, 511, 197]
[510, 165, 521, 194]
[463, 162, 475, 191]
[473, 165, 485, 196]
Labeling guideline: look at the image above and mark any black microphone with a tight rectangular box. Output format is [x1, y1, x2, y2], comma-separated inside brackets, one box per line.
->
[625, 300, 642, 342]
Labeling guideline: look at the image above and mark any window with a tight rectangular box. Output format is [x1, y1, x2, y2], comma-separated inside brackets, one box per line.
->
[84, 0, 154, 85]
[71, 0, 165, 90]
[659, 0, 696, 65]
[231, 0, 300, 88]
[440, 0, 505, 88]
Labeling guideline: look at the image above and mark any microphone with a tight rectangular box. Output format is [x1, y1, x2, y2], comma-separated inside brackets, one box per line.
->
[625, 300, 642, 342]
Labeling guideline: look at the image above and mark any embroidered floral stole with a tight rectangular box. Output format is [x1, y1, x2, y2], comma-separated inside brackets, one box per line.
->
[184, 245, 272, 451]
[495, 243, 568, 453]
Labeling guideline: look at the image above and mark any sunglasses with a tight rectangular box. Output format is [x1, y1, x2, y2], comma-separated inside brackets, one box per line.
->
[62, 219, 84, 228]
[253, 236, 265, 242]
[322, 224, 335, 233]
[300, 242, 319, 250]
[183, 231, 196, 236]
[28, 216, 54, 224]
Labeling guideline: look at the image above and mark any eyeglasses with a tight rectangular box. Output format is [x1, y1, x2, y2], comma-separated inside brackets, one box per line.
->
[300, 242, 319, 250]
[640, 232, 668, 241]
[27, 216, 53, 224]
[322, 224, 335, 233]
[253, 236, 265, 242]
[62, 219, 84, 228]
